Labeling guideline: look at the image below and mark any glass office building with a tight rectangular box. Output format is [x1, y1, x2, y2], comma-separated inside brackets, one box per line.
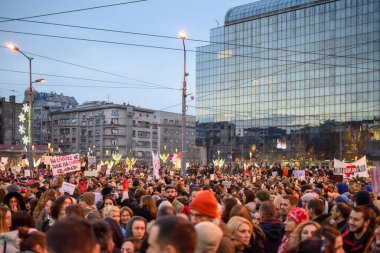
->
[196, 0, 380, 164]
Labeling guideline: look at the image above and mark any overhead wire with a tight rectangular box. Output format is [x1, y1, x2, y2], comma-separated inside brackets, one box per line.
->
[0, 0, 148, 23]
[0, 29, 377, 72]
[0, 17, 377, 63]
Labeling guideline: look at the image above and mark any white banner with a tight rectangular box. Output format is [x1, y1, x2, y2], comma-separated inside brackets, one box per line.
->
[1, 157, 8, 165]
[51, 154, 81, 176]
[277, 139, 286, 149]
[152, 151, 160, 179]
[84, 170, 98, 177]
[294, 170, 306, 180]
[61, 182, 76, 195]
[333, 156, 368, 177]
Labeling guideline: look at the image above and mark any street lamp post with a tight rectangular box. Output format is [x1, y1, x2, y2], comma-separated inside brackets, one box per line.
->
[6, 43, 44, 172]
[179, 32, 187, 177]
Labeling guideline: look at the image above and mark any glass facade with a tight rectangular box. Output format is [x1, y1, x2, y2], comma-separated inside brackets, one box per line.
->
[196, 0, 380, 163]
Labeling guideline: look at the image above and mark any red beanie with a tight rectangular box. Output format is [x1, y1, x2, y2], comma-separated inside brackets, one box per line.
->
[287, 208, 309, 224]
[189, 190, 218, 218]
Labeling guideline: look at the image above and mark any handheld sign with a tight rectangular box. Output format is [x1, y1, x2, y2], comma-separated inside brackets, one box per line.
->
[61, 182, 76, 195]
[51, 154, 81, 176]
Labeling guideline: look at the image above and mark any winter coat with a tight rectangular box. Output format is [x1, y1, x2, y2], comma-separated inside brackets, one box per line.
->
[259, 218, 284, 253]
[0, 229, 37, 253]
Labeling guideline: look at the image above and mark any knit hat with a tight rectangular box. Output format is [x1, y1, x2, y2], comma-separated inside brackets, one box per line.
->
[335, 194, 351, 205]
[195, 222, 223, 253]
[79, 192, 95, 206]
[365, 185, 372, 192]
[337, 183, 348, 195]
[287, 208, 309, 224]
[355, 190, 372, 206]
[301, 192, 319, 202]
[256, 190, 270, 202]
[190, 190, 218, 218]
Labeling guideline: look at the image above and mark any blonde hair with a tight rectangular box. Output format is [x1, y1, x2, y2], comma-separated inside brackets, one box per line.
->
[288, 220, 321, 251]
[227, 216, 252, 236]
[102, 205, 120, 219]
[0, 206, 10, 233]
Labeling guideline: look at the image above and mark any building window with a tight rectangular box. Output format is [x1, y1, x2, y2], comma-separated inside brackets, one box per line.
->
[152, 141, 158, 148]
[137, 131, 150, 138]
[164, 119, 168, 124]
[96, 119, 101, 126]
[112, 118, 119, 125]
[111, 140, 118, 146]
[111, 129, 119, 135]
[95, 130, 100, 136]
[112, 110, 119, 115]
[72, 138, 76, 143]
[96, 140, 100, 145]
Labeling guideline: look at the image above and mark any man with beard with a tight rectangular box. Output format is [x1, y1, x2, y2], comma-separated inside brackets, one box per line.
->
[164, 184, 184, 213]
[343, 206, 375, 253]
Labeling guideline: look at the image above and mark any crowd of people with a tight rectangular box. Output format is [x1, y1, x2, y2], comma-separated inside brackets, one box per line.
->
[0, 162, 379, 253]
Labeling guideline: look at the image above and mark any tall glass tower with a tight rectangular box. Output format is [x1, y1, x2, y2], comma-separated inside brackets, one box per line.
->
[196, 0, 380, 164]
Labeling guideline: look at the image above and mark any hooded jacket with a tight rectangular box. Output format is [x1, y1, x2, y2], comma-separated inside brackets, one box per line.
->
[259, 218, 284, 253]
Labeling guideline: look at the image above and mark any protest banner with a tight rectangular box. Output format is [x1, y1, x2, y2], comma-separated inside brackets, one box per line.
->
[84, 170, 98, 177]
[210, 174, 215, 180]
[333, 156, 368, 177]
[152, 151, 160, 179]
[293, 170, 306, 181]
[61, 182, 76, 195]
[88, 157, 96, 166]
[51, 154, 81, 176]
[371, 167, 380, 198]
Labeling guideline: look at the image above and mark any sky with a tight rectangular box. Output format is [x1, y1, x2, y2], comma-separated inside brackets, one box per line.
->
[0, 0, 255, 116]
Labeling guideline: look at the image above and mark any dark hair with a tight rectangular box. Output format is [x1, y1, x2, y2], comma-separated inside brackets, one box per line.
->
[157, 205, 176, 219]
[243, 189, 255, 204]
[19, 227, 46, 252]
[104, 217, 124, 249]
[153, 216, 196, 253]
[51, 195, 72, 220]
[260, 201, 275, 219]
[283, 194, 298, 206]
[298, 235, 334, 253]
[65, 204, 85, 219]
[335, 202, 351, 219]
[124, 237, 142, 252]
[47, 217, 98, 253]
[307, 199, 324, 216]
[125, 216, 147, 239]
[91, 220, 113, 251]
[11, 211, 34, 230]
[222, 197, 238, 223]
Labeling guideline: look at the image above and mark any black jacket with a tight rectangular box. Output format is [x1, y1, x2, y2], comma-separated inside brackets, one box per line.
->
[259, 218, 284, 253]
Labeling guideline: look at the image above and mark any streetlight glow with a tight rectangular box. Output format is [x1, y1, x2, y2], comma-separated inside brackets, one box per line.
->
[5, 43, 19, 51]
[179, 31, 187, 40]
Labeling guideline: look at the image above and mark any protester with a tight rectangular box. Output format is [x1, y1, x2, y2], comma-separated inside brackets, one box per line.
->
[280, 195, 298, 222]
[287, 221, 321, 252]
[125, 216, 147, 240]
[164, 185, 184, 213]
[121, 237, 141, 253]
[18, 228, 47, 253]
[331, 202, 351, 233]
[147, 216, 196, 253]
[194, 221, 223, 253]
[343, 206, 375, 253]
[46, 216, 100, 253]
[227, 216, 254, 253]
[0, 206, 12, 233]
[259, 201, 283, 253]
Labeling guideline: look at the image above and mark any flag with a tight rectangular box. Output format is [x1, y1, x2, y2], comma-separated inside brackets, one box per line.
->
[152, 151, 160, 179]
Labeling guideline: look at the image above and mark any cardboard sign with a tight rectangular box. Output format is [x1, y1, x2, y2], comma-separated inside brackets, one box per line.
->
[371, 167, 380, 197]
[272, 171, 278, 176]
[88, 157, 96, 166]
[42, 155, 52, 165]
[294, 170, 306, 181]
[84, 170, 98, 177]
[24, 169, 31, 177]
[106, 169, 111, 175]
[1, 157, 8, 165]
[51, 154, 81, 176]
[61, 182, 76, 195]
[210, 174, 215, 180]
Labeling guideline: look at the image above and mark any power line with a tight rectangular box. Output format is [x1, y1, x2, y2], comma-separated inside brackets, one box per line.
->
[0, 16, 377, 63]
[0, 0, 148, 23]
[0, 68, 180, 90]
[0, 82, 175, 90]
[0, 29, 377, 72]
